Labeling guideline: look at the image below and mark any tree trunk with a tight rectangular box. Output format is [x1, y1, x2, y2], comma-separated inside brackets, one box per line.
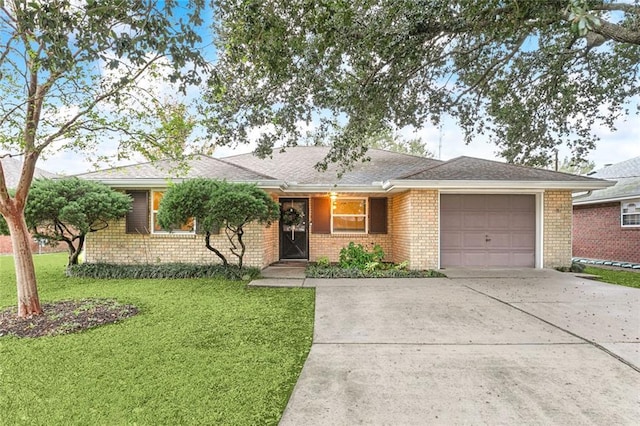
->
[204, 231, 228, 266]
[65, 235, 84, 266]
[6, 211, 43, 317]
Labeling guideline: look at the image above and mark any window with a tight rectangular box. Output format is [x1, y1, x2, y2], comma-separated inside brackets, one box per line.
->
[152, 191, 195, 234]
[621, 199, 640, 227]
[332, 198, 367, 233]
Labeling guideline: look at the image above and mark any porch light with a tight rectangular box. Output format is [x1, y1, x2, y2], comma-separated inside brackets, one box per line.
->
[329, 192, 338, 201]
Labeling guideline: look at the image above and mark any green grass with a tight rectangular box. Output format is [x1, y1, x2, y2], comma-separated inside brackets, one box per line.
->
[0, 253, 315, 425]
[583, 266, 640, 289]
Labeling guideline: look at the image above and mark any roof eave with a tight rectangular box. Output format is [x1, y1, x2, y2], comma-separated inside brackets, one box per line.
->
[382, 180, 616, 191]
[573, 193, 640, 205]
[80, 178, 287, 189]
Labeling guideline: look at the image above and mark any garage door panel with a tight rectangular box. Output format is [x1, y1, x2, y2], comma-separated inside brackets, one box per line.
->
[441, 251, 462, 266]
[461, 195, 487, 210]
[510, 252, 536, 267]
[511, 232, 535, 249]
[441, 211, 463, 228]
[488, 213, 510, 228]
[488, 233, 510, 247]
[511, 212, 536, 228]
[463, 212, 487, 228]
[463, 252, 489, 267]
[441, 232, 462, 248]
[463, 232, 489, 248]
[441, 194, 536, 268]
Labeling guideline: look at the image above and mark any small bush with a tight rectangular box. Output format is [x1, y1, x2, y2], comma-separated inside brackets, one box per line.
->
[555, 262, 586, 273]
[339, 242, 385, 270]
[67, 263, 261, 281]
[315, 256, 331, 267]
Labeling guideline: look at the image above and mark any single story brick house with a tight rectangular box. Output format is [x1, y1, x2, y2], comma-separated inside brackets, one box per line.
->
[573, 157, 640, 265]
[75, 147, 612, 270]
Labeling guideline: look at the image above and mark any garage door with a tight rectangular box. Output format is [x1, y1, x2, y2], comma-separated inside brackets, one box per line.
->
[440, 194, 535, 267]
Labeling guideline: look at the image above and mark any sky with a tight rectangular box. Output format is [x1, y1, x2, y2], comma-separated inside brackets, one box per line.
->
[39, 109, 640, 176]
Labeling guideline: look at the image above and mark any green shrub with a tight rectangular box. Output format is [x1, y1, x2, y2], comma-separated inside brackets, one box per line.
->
[554, 262, 586, 273]
[339, 242, 385, 270]
[67, 263, 261, 281]
[315, 256, 331, 267]
[305, 264, 445, 278]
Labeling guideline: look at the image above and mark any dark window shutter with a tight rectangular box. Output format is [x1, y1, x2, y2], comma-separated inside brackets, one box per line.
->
[312, 197, 331, 234]
[369, 197, 388, 234]
[126, 191, 150, 234]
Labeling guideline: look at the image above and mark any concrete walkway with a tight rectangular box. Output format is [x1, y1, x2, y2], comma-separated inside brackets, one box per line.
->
[280, 269, 640, 425]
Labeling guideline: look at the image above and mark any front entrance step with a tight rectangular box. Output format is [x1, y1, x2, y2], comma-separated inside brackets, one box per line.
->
[261, 264, 307, 279]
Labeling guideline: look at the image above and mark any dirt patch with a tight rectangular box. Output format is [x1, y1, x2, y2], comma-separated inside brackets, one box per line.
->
[0, 299, 139, 338]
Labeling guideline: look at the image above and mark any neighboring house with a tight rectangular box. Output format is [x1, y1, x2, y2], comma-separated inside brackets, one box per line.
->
[0, 157, 63, 254]
[573, 157, 640, 264]
[75, 147, 611, 269]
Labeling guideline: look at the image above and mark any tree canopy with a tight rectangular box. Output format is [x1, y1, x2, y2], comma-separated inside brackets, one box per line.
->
[157, 179, 280, 268]
[0, 0, 208, 316]
[26, 179, 131, 266]
[207, 0, 640, 170]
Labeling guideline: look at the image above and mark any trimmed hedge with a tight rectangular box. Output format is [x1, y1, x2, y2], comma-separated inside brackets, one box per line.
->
[67, 262, 261, 281]
[305, 265, 446, 278]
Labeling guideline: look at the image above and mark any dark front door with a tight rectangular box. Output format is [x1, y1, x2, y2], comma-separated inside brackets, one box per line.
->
[280, 198, 309, 260]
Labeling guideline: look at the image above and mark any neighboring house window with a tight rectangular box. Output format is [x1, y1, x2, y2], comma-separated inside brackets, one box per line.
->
[621, 199, 640, 227]
[152, 191, 195, 234]
[332, 198, 367, 233]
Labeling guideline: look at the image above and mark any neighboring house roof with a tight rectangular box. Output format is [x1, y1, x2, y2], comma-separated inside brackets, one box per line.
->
[76, 147, 613, 193]
[573, 157, 640, 205]
[1, 157, 59, 189]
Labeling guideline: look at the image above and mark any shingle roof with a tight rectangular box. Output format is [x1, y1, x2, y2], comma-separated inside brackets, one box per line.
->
[1, 157, 58, 189]
[72, 147, 610, 191]
[402, 156, 600, 182]
[75, 155, 275, 182]
[574, 157, 640, 204]
[223, 146, 443, 184]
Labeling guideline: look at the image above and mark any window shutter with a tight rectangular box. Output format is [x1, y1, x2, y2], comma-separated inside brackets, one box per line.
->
[126, 191, 150, 234]
[312, 197, 331, 234]
[369, 197, 388, 234]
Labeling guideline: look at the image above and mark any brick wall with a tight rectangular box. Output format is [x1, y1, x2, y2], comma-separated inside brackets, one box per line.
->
[543, 190, 573, 268]
[391, 189, 439, 270]
[307, 194, 394, 263]
[573, 202, 640, 263]
[85, 218, 270, 267]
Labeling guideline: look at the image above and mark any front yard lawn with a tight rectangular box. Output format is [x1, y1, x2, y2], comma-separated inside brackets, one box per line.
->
[0, 253, 315, 425]
[583, 266, 640, 289]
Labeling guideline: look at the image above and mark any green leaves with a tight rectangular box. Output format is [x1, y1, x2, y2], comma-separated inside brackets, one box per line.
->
[208, 0, 640, 168]
[158, 179, 280, 266]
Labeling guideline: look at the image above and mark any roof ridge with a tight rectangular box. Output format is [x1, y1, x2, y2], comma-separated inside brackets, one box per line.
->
[395, 156, 456, 179]
[214, 157, 278, 180]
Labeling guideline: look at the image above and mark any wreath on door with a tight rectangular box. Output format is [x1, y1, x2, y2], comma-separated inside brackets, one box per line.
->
[281, 207, 303, 226]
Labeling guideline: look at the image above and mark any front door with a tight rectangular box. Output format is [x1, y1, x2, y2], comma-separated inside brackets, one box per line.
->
[280, 198, 309, 260]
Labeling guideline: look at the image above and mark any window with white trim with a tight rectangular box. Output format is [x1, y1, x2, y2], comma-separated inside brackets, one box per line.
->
[332, 198, 367, 233]
[621, 199, 640, 227]
[152, 191, 195, 234]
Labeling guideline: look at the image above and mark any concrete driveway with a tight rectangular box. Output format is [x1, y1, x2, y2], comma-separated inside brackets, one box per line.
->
[280, 270, 640, 425]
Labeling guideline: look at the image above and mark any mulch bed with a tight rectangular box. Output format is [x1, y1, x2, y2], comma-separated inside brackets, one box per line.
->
[0, 299, 139, 338]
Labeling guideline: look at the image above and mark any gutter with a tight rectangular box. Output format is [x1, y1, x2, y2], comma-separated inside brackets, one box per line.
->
[382, 179, 615, 192]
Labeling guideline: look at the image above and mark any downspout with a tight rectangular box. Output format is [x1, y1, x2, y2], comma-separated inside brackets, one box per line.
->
[572, 190, 592, 200]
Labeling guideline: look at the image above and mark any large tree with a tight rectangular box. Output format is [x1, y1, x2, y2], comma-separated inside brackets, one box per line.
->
[0, 1, 207, 316]
[157, 179, 280, 268]
[207, 0, 639, 170]
[22, 178, 131, 267]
